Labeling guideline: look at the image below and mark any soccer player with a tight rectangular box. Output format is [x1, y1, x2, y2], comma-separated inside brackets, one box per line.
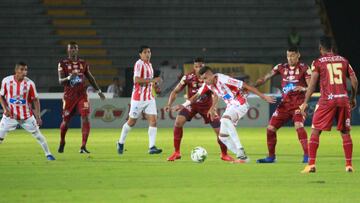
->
[117, 45, 162, 155]
[187, 66, 275, 163]
[300, 36, 358, 173]
[255, 47, 311, 163]
[164, 58, 234, 162]
[0, 62, 55, 160]
[58, 41, 105, 154]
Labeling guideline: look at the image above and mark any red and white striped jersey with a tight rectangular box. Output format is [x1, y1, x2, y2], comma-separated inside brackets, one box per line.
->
[197, 73, 247, 106]
[0, 76, 38, 120]
[131, 59, 155, 101]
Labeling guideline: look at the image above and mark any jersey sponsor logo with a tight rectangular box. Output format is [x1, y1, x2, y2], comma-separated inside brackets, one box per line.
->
[70, 75, 83, 87]
[9, 97, 26, 105]
[223, 93, 232, 100]
[282, 83, 295, 94]
[227, 79, 239, 86]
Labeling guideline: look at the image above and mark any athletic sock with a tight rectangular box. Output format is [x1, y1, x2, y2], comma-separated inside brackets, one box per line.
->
[32, 130, 51, 156]
[217, 136, 228, 155]
[308, 134, 320, 165]
[60, 122, 68, 145]
[173, 126, 183, 153]
[218, 136, 238, 155]
[342, 134, 353, 166]
[267, 129, 277, 158]
[81, 121, 90, 148]
[119, 122, 132, 144]
[296, 127, 308, 156]
[221, 118, 243, 149]
[148, 126, 157, 148]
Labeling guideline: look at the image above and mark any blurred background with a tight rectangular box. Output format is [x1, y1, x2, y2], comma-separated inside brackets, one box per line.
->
[1, 0, 358, 96]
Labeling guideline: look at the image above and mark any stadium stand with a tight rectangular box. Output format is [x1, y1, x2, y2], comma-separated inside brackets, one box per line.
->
[0, 0, 324, 91]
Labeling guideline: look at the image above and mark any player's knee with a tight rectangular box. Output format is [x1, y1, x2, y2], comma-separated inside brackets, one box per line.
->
[127, 118, 137, 127]
[81, 116, 89, 123]
[294, 122, 304, 129]
[267, 125, 277, 132]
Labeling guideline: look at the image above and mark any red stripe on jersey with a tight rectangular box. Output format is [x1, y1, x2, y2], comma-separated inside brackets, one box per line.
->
[15, 80, 21, 120]
[9, 81, 14, 118]
[28, 84, 34, 117]
[143, 66, 149, 101]
[22, 81, 28, 119]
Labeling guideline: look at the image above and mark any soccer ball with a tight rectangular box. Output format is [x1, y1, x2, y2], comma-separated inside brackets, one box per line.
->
[191, 147, 208, 163]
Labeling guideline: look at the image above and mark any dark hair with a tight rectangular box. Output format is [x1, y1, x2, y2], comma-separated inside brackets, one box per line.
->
[139, 45, 150, 53]
[199, 66, 212, 75]
[319, 36, 332, 51]
[15, 61, 27, 69]
[68, 41, 78, 46]
[287, 46, 299, 53]
[194, 57, 204, 63]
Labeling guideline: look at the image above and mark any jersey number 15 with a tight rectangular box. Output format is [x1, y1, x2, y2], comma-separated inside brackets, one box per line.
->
[327, 63, 343, 85]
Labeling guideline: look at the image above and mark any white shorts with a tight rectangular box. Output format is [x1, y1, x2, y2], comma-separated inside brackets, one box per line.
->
[222, 103, 249, 125]
[128, 99, 157, 119]
[0, 115, 39, 133]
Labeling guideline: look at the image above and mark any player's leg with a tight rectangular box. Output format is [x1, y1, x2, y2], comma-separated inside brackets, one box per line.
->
[207, 115, 234, 161]
[302, 104, 334, 173]
[0, 116, 18, 143]
[21, 116, 55, 160]
[218, 104, 249, 163]
[294, 118, 309, 163]
[167, 113, 188, 161]
[144, 99, 162, 154]
[77, 98, 91, 153]
[58, 99, 76, 153]
[336, 105, 353, 172]
[80, 115, 91, 153]
[117, 100, 140, 154]
[257, 107, 290, 163]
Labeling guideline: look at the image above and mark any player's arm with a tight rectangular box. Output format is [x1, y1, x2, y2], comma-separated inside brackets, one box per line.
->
[207, 93, 219, 121]
[164, 80, 185, 112]
[299, 71, 319, 115]
[242, 83, 276, 103]
[254, 67, 278, 87]
[58, 63, 75, 85]
[85, 70, 105, 100]
[349, 65, 358, 110]
[28, 83, 42, 125]
[0, 80, 10, 117]
[134, 76, 161, 85]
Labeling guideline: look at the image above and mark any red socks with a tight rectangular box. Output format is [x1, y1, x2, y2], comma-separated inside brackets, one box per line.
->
[217, 136, 228, 155]
[296, 127, 309, 156]
[308, 134, 319, 165]
[81, 121, 90, 147]
[267, 129, 277, 157]
[174, 127, 183, 153]
[60, 122, 68, 145]
[342, 134, 353, 166]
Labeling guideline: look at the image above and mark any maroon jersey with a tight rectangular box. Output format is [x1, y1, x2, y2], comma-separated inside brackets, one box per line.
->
[179, 71, 212, 108]
[58, 58, 89, 100]
[311, 53, 356, 104]
[272, 62, 311, 104]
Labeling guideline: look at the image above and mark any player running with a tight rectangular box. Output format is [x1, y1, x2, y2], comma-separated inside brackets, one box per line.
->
[187, 66, 275, 163]
[0, 62, 55, 160]
[117, 45, 162, 155]
[255, 47, 311, 163]
[300, 36, 358, 173]
[165, 58, 234, 162]
[58, 41, 105, 154]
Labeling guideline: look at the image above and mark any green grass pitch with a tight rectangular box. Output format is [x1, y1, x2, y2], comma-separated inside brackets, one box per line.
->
[0, 127, 359, 203]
